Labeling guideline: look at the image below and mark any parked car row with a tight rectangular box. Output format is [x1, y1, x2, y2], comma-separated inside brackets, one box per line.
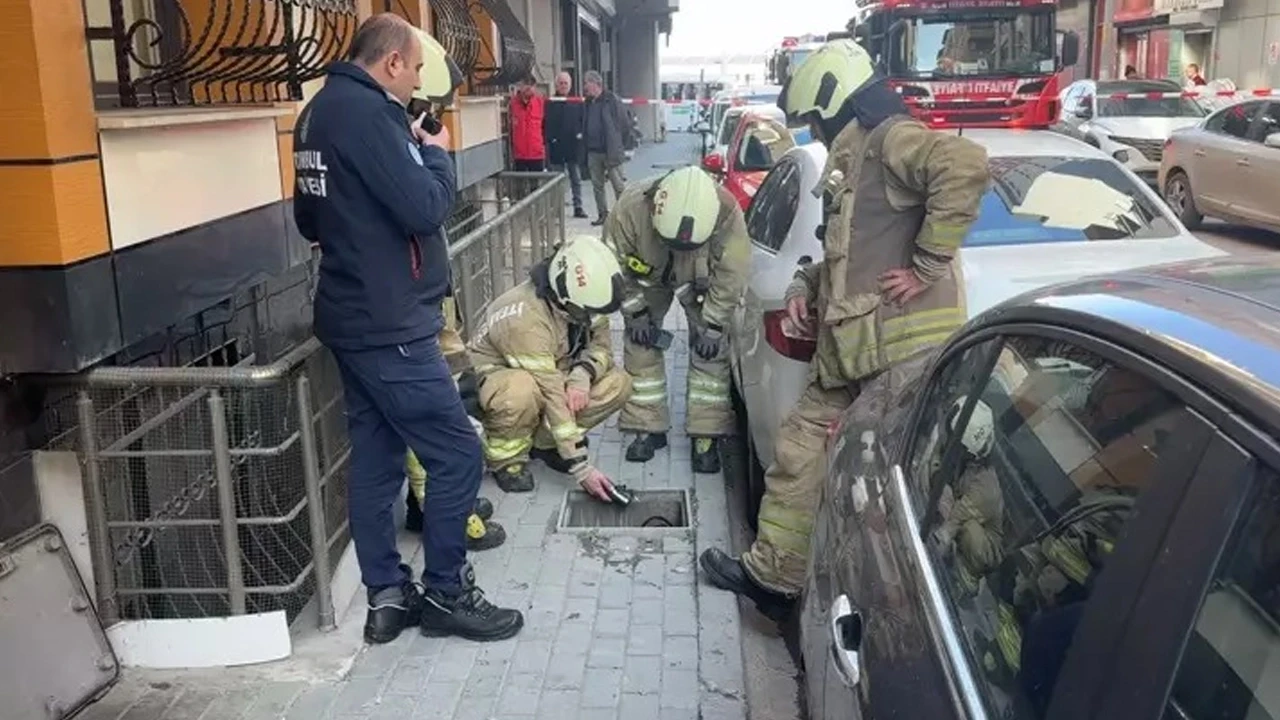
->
[716, 114, 1280, 719]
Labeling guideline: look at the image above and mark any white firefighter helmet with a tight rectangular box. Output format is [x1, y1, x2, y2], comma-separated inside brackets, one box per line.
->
[549, 235, 624, 318]
[949, 396, 994, 458]
[651, 167, 722, 250]
[413, 29, 464, 104]
[778, 39, 877, 123]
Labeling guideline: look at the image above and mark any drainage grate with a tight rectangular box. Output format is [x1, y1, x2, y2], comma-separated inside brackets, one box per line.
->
[557, 489, 691, 532]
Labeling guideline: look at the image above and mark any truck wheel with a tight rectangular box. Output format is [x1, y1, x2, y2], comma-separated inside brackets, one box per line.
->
[1164, 170, 1204, 230]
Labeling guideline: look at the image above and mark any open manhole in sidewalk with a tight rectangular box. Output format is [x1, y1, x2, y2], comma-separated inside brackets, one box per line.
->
[557, 489, 691, 533]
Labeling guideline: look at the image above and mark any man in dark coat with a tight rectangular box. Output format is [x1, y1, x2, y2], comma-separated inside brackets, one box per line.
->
[582, 70, 636, 225]
[544, 71, 588, 218]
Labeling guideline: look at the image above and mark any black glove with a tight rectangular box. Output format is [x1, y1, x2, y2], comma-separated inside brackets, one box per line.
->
[626, 313, 657, 347]
[692, 323, 725, 361]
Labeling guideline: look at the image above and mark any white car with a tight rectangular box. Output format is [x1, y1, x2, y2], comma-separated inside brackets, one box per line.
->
[728, 129, 1226, 520]
[1057, 79, 1208, 186]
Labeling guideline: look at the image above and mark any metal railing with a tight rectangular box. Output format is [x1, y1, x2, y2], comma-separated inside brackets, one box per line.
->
[53, 172, 566, 631]
[85, 0, 359, 108]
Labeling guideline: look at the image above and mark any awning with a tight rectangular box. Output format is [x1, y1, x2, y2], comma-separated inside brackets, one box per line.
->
[475, 0, 537, 86]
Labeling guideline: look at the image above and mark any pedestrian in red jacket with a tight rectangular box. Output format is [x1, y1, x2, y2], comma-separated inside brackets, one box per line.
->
[510, 76, 546, 171]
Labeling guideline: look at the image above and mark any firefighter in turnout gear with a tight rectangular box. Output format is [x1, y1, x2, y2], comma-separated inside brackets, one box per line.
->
[468, 235, 634, 501]
[404, 292, 506, 551]
[605, 166, 750, 474]
[700, 38, 990, 613]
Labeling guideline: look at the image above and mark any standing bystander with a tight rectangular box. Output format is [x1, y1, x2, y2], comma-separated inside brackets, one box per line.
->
[582, 70, 633, 225]
[545, 72, 588, 218]
[509, 75, 546, 171]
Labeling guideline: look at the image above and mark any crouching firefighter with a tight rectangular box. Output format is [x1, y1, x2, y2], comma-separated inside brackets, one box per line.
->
[468, 235, 634, 502]
[605, 166, 750, 473]
[699, 39, 990, 616]
[404, 290, 506, 551]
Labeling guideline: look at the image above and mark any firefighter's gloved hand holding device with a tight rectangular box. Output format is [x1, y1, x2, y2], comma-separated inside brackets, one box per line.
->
[571, 459, 635, 506]
[691, 322, 724, 361]
[626, 312, 673, 350]
[406, 30, 464, 136]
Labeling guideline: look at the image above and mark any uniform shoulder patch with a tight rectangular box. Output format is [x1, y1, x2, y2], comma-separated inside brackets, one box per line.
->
[407, 141, 424, 166]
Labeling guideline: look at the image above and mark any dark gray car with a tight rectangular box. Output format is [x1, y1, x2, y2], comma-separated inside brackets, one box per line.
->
[801, 254, 1280, 720]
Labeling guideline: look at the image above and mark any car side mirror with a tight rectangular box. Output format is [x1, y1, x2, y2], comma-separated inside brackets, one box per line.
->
[1266, 132, 1280, 149]
[702, 153, 725, 174]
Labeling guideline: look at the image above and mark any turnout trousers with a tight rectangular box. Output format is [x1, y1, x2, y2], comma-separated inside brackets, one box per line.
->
[478, 366, 633, 469]
[618, 290, 736, 438]
[332, 334, 483, 595]
[742, 353, 931, 595]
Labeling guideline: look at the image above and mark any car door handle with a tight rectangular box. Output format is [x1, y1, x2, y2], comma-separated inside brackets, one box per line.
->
[1192, 148, 1206, 157]
[829, 594, 863, 688]
[1237, 158, 1251, 167]
[798, 254, 813, 265]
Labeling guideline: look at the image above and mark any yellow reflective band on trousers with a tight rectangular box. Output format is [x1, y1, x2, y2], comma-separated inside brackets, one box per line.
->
[1044, 536, 1091, 586]
[687, 375, 729, 406]
[504, 354, 558, 372]
[628, 378, 667, 405]
[996, 602, 1023, 673]
[484, 435, 532, 464]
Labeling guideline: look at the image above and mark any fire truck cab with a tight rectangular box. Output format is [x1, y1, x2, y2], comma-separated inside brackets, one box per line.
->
[849, 0, 1081, 129]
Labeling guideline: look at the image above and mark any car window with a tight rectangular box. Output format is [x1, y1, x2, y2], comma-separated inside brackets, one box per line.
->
[1165, 467, 1280, 720]
[736, 118, 796, 171]
[918, 335, 1190, 718]
[717, 113, 742, 147]
[745, 160, 801, 252]
[1098, 95, 1205, 118]
[966, 156, 1178, 246]
[1206, 101, 1263, 139]
[1246, 102, 1280, 143]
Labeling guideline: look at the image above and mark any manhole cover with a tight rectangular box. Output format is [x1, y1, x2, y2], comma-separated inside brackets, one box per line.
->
[557, 489, 691, 533]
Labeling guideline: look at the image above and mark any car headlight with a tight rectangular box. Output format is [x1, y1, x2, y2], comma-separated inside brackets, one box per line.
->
[1113, 149, 1130, 163]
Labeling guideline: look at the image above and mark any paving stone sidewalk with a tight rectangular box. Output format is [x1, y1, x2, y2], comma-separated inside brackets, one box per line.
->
[81, 136, 750, 720]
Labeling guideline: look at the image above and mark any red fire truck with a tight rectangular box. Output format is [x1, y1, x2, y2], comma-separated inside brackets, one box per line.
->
[849, 0, 1081, 129]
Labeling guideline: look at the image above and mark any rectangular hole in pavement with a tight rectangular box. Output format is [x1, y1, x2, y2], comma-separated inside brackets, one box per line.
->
[557, 489, 691, 531]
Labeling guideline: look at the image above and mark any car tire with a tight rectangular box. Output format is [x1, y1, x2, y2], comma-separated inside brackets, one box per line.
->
[1164, 170, 1204, 230]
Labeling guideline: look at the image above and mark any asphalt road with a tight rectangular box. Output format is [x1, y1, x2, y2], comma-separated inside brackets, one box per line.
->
[1195, 221, 1280, 256]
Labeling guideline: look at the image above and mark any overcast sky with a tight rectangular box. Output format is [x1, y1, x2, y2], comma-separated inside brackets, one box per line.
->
[663, 0, 852, 56]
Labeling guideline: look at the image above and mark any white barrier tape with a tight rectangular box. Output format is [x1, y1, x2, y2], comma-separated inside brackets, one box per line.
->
[902, 89, 1280, 104]
[546, 96, 746, 106]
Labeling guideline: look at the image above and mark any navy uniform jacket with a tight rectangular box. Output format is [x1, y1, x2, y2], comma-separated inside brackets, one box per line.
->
[293, 62, 457, 350]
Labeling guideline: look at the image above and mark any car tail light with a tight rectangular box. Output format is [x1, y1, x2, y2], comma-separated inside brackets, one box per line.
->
[763, 309, 817, 362]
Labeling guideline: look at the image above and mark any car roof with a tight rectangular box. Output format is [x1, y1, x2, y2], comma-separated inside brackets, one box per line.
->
[956, 128, 1111, 159]
[1094, 79, 1183, 93]
[970, 253, 1280, 434]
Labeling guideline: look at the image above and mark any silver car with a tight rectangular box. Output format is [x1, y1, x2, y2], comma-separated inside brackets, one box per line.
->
[1160, 98, 1280, 234]
[728, 130, 1223, 523]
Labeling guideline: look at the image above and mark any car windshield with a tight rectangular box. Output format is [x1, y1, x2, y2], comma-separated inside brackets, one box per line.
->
[899, 10, 1056, 77]
[965, 156, 1179, 244]
[717, 113, 743, 146]
[1098, 94, 1206, 118]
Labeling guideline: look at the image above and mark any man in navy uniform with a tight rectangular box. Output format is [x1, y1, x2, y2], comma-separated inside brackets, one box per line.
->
[292, 13, 523, 644]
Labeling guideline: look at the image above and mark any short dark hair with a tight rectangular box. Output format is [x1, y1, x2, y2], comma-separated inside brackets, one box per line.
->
[347, 13, 417, 66]
[517, 74, 536, 85]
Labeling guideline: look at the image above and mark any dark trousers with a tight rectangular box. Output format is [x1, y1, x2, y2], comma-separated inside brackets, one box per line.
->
[332, 335, 483, 594]
[550, 161, 584, 211]
[513, 159, 546, 171]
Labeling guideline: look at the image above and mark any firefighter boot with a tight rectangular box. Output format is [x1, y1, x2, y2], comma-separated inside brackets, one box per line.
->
[493, 462, 535, 493]
[420, 563, 524, 642]
[364, 563, 424, 644]
[406, 493, 495, 533]
[466, 514, 507, 551]
[626, 433, 668, 462]
[691, 437, 722, 474]
[699, 548, 795, 622]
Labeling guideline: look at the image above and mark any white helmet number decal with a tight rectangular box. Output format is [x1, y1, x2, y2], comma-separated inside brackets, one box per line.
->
[654, 188, 668, 215]
[575, 262, 588, 288]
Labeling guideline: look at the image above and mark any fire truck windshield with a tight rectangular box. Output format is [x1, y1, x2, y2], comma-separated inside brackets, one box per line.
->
[899, 11, 1055, 78]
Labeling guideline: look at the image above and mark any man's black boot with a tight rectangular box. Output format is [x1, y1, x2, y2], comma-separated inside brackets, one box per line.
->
[691, 437, 722, 474]
[591, 214, 607, 227]
[364, 564, 423, 644]
[493, 462, 535, 493]
[531, 446, 576, 473]
[466, 515, 507, 552]
[573, 207, 589, 219]
[421, 563, 524, 642]
[699, 548, 795, 622]
[626, 433, 668, 462]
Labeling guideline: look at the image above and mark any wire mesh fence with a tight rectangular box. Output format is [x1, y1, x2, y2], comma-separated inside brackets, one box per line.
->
[44, 171, 566, 631]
